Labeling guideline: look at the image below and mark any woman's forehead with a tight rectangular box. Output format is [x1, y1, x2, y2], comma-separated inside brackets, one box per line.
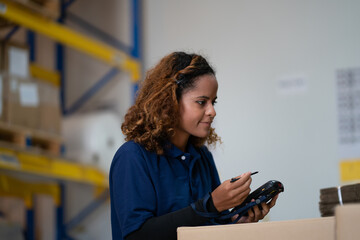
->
[184, 74, 218, 97]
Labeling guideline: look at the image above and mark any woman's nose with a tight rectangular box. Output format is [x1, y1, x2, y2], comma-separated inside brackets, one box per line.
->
[207, 104, 216, 118]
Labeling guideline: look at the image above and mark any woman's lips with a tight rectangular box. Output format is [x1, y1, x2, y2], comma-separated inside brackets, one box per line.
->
[200, 122, 212, 127]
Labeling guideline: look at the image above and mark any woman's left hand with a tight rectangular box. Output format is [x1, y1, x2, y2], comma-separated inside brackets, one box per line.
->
[231, 194, 279, 224]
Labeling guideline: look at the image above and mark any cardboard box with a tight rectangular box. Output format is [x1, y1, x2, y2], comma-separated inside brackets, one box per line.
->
[336, 204, 360, 240]
[178, 204, 360, 240]
[0, 73, 9, 122]
[177, 217, 335, 240]
[0, 41, 29, 79]
[0, 41, 31, 125]
[0, 71, 61, 134]
[9, 77, 40, 129]
[0, 73, 40, 129]
[10, 0, 60, 19]
[38, 80, 61, 135]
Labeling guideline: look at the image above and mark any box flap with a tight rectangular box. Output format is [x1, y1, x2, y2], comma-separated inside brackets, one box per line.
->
[177, 217, 335, 240]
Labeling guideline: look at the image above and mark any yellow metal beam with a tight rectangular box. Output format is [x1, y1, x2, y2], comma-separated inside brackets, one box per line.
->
[30, 63, 60, 87]
[0, 174, 61, 207]
[0, 148, 108, 187]
[0, 0, 141, 81]
[340, 159, 360, 182]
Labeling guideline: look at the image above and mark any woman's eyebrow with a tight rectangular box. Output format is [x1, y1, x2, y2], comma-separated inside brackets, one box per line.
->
[195, 96, 218, 100]
[196, 96, 210, 99]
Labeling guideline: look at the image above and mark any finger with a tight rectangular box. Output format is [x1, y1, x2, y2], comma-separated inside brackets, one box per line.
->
[252, 205, 262, 222]
[238, 215, 250, 224]
[247, 208, 255, 221]
[230, 172, 252, 188]
[268, 194, 279, 208]
[231, 187, 251, 206]
[228, 176, 252, 207]
[261, 202, 270, 215]
[232, 177, 252, 196]
[231, 214, 239, 222]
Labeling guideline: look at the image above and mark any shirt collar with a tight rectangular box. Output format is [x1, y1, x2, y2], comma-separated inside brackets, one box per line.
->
[163, 141, 201, 160]
[187, 143, 201, 160]
[163, 142, 184, 158]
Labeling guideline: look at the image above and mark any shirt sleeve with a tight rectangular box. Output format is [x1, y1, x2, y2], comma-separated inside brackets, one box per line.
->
[125, 194, 220, 240]
[110, 142, 157, 238]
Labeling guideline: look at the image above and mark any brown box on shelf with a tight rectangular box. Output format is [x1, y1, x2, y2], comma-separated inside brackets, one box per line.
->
[0, 73, 10, 122]
[0, 38, 61, 135]
[9, 76, 40, 129]
[0, 17, 15, 28]
[0, 73, 40, 129]
[38, 80, 61, 135]
[0, 41, 30, 79]
[10, 0, 60, 20]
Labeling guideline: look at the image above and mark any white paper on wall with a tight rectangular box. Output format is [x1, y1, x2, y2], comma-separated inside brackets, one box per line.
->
[8, 46, 29, 78]
[19, 83, 39, 107]
[337, 67, 360, 159]
[0, 3, 7, 14]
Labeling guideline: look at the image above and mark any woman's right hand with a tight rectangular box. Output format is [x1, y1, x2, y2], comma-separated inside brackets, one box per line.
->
[211, 172, 252, 212]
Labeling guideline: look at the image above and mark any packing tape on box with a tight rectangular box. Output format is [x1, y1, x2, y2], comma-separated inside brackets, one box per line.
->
[337, 186, 343, 205]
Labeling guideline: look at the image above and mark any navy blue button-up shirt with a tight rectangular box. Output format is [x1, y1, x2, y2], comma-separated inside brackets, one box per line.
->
[110, 140, 221, 239]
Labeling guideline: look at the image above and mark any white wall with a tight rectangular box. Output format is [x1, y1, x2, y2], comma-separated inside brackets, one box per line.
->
[144, 0, 360, 221]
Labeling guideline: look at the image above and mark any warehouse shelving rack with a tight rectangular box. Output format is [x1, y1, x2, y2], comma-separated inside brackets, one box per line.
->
[0, 0, 143, 239]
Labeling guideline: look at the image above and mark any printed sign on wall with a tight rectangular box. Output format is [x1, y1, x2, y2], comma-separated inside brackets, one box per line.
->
[337, 67, 360, 159]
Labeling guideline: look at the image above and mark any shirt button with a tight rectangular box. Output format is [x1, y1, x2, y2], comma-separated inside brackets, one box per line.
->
[181, 156, 186, 160]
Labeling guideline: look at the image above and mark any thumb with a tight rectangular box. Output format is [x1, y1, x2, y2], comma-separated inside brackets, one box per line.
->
[231, 214, 239, 222]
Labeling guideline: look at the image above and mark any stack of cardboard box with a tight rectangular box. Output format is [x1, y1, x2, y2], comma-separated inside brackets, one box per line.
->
[1, 73, 41, 129]
[319, 183, 360, 217]
[7, 0, 60, 20]
[0, 41, 61, 136]
[38, 79, 61, 135]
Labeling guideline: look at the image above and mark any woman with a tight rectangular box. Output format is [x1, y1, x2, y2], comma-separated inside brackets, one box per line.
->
[110, 52, 278, 240]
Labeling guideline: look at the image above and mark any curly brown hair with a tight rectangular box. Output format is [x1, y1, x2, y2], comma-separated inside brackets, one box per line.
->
[121, 52, 221, 154]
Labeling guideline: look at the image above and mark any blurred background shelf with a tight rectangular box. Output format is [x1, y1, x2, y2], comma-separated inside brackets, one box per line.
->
[0, 0, 141, 238]
[0, 0, 141, 81]
[0, 146, 108, 187]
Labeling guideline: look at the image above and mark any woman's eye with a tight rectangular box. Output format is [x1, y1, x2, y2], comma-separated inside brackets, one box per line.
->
[196, 101, 205, 105]
[212, 100, 217, 106]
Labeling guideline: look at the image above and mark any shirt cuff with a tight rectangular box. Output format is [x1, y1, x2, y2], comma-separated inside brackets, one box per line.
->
[206, 193, 220, 213]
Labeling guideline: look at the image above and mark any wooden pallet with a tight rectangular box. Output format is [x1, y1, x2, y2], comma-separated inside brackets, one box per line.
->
[0, 121, 63, 156]
[0, 17, 15, 28]
[7, 0, 59, 20]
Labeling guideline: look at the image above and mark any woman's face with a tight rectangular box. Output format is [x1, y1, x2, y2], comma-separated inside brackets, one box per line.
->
[176, 74, 218, 140]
